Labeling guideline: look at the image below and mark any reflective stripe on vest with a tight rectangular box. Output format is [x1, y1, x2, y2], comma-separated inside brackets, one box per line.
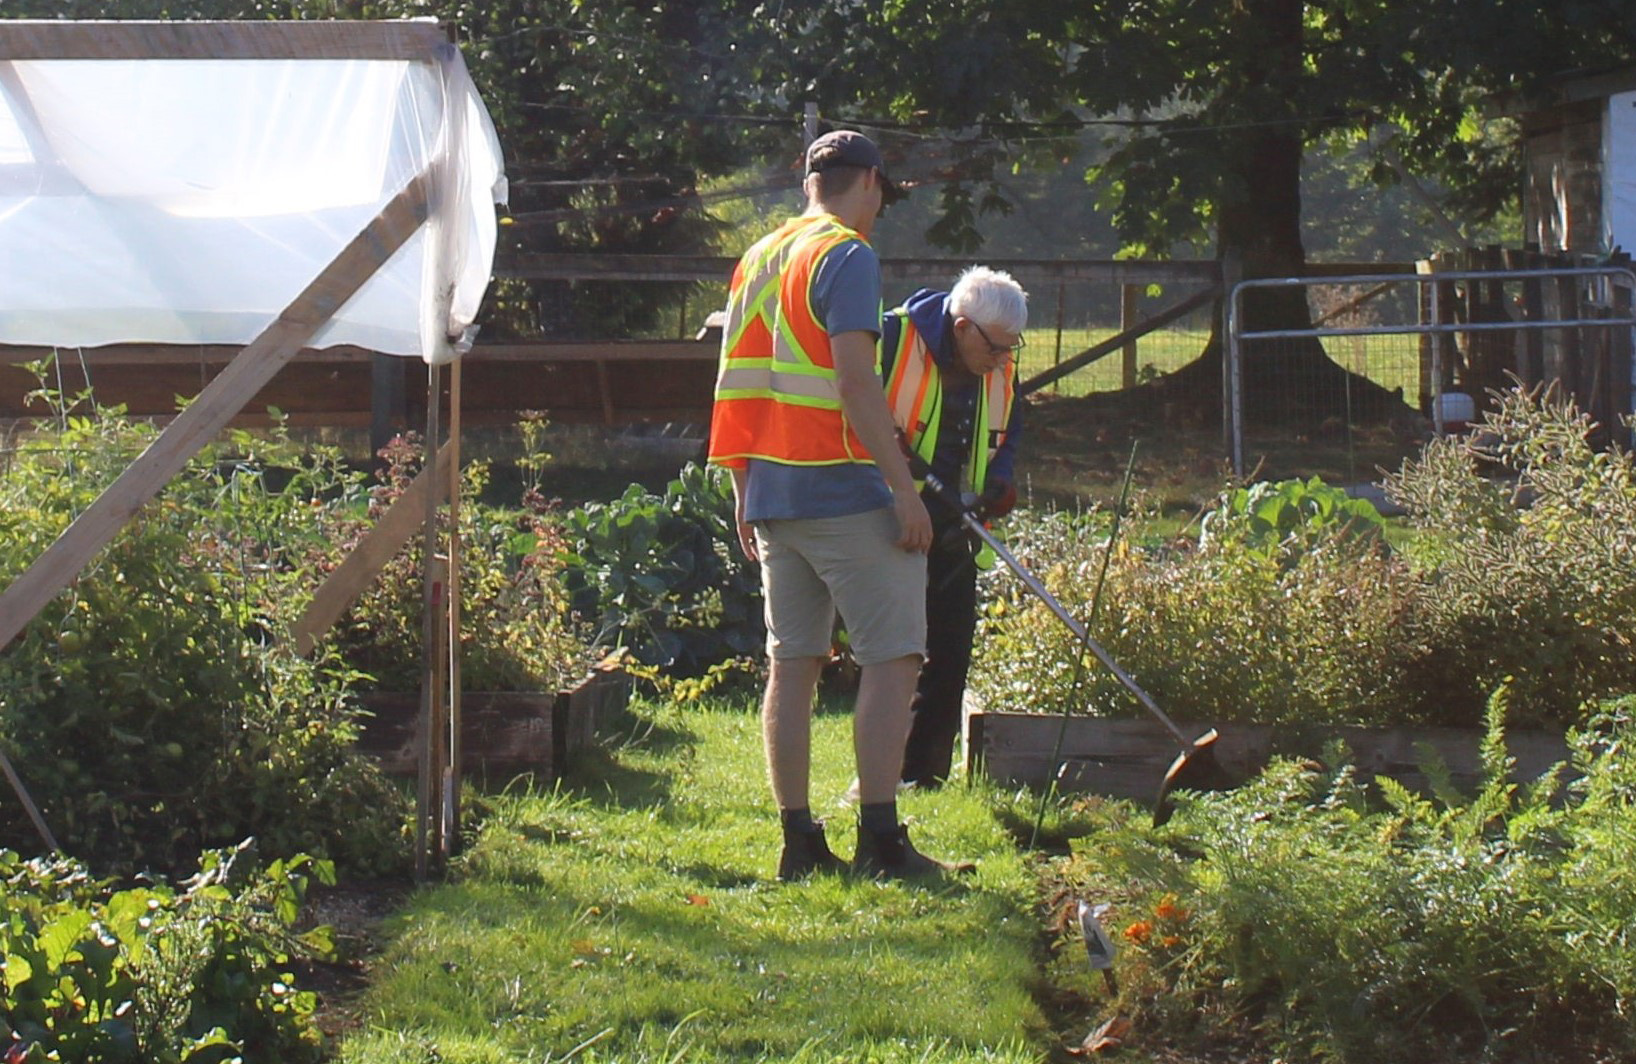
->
[883, 311, 1015, 495]
[708, 214, 878, 467]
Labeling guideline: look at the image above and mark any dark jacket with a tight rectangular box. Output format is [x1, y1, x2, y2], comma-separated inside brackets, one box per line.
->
[882, 287, 1024, 489]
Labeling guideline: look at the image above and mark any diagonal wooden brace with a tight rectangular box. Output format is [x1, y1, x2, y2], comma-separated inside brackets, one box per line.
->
[0, 172, 430, 652]
[0, 173, 431, 852]
[285, 441, 453, 658]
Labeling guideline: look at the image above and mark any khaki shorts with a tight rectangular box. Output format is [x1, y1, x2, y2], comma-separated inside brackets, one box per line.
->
[755, 508, 927, 666]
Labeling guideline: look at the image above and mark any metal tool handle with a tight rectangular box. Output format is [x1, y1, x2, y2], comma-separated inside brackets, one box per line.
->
[921, 470, 1194, 747]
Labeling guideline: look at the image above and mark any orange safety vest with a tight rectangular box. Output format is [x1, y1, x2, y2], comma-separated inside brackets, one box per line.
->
[883, 309, 1016, 495]
[707, 213, 879, 469]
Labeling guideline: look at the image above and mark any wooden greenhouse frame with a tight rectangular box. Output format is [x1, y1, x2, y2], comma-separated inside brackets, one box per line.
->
[0, 19, 490, 879]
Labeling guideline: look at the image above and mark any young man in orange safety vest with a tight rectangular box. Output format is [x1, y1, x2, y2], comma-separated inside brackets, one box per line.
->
[882, 267, 1028, 787]
[707, 130, 972, 881]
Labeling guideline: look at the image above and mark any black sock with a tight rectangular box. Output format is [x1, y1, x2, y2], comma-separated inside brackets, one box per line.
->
[860, 801, 898, 835]
[780, 807, 816, 836]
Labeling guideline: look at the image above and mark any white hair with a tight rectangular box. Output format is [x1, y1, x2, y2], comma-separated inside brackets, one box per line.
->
[948, 266, 1028, 334]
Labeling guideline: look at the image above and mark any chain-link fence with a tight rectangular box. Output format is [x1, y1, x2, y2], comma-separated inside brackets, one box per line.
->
[1227, 266, 1636, 482]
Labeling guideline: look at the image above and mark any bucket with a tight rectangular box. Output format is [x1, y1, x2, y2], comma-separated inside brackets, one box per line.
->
[1435, 391, 1475, 433]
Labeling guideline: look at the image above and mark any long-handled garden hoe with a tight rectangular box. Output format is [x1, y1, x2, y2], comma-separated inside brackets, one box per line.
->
[917, 465, 1234, 826]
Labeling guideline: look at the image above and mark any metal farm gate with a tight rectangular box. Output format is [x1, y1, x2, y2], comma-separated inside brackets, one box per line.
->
[1226, 265, 1636, 479]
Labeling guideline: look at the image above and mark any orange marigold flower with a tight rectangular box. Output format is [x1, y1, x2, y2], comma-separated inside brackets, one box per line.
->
[1154, 894, 1191, 922]
[1123, 920, 1153, 944]
[1161, 935, 1182, 949]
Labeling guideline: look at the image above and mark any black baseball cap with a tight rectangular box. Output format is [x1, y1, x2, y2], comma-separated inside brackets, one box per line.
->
[805, 129, 904, 202]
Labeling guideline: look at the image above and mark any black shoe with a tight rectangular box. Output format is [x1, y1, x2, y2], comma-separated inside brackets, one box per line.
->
[852, 822, 975, 880]
[777, 822, 847, 882]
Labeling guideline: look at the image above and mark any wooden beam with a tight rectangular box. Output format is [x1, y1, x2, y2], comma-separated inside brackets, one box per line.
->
[1, 340, 717, 367]
[0, 19, 448, 61]
[1020, 286, 1221, 396]
[498, 252, 1229, 286]
[0, 174, 431, 652]
[470, 341, 717, 363]
[285, 442, 453, 658]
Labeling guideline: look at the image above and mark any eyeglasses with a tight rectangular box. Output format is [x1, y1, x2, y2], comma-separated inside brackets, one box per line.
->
[970, 320, 1026, 358]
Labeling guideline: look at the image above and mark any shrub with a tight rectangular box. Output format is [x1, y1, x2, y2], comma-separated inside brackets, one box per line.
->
[1385, 384, 1636, 727]
[972, 482, 1418, 727]
[0, 391, 405, 875]
[1050, 686, 1636, 1063]
[560, 462, 762, 674]
[316, 431, 602, 694]
[1, 841, 334, 1063]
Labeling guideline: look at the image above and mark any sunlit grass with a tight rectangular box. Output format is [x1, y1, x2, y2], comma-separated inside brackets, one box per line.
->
[335, 697, 1047, 1064]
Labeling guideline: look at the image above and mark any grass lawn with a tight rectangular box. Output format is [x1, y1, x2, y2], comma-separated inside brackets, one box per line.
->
[333, 695, 1057, 1063]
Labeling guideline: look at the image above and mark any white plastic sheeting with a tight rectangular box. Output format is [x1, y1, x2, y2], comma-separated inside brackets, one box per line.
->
[0, 33, 506, 363]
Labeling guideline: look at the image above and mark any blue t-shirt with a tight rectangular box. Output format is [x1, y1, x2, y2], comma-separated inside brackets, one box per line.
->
[743, 237, 892, 521]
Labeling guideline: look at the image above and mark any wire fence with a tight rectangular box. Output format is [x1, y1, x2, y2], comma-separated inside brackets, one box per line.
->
[1229, 266, 1636, 482]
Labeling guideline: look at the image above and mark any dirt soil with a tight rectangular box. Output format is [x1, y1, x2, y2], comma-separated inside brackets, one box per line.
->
[295, 880, 408, 1043]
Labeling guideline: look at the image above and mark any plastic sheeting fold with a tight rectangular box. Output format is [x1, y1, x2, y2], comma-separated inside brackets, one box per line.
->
[0, 28, 505, 363]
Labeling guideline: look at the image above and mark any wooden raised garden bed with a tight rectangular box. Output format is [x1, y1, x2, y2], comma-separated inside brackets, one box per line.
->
[964, 706, 1571, 803]
[356, 657, 629, 785]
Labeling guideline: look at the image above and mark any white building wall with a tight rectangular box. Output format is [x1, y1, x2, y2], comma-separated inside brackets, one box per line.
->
[1602, 91, 1636, 254]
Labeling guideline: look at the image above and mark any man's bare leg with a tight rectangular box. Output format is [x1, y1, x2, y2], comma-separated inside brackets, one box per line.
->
[763, 655, 824, 810]
[852, 653, 921, 804]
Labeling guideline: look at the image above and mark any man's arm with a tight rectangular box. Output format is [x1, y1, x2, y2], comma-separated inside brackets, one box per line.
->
[832, 330, 932, 552]
[728, 466, 757, 561]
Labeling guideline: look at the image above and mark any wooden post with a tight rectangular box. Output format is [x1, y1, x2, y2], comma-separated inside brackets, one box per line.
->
[416, 360, 444, 882]
[1120, 284, 1139, 389]
[0, 173, 431, 653]
[1557, 271, 1582, 402]
[445, 359, 463, 859]
[1052, 281, 1065, 393]
[594, 359, 616, 424]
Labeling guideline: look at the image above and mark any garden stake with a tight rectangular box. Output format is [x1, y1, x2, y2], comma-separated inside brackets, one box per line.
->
[1029, 441, 1138, 849]
[917, 463, 1235, 827]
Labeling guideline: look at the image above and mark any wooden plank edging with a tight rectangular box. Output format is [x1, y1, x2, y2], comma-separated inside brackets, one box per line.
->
[964, 709, 1573, 803]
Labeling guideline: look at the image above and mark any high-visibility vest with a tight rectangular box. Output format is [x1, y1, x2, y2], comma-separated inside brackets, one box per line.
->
[883, 309, 1016, 496]
[707, 213, 879, 469]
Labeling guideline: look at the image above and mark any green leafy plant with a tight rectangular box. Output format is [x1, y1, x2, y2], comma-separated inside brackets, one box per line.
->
[1200, 475, 1387, 560]
[0, 378, 406, 875]
[560, 462, 762, 674]
[973, 487, 1416, 727]
[2, 841, 334, 1063]
[1051, 684, 1636, 1063]
[1386, 383, 1636, 726]
[321, 430, 602, 695]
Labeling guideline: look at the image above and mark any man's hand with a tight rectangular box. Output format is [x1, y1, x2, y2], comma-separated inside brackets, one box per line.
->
[728, 467, 758, 562]
[978, 477, 1017, 520]
[736, 517, 759, 562]
[892, 487, 933, 553]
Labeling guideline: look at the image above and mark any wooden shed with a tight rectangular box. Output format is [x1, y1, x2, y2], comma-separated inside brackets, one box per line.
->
[1503, 67, 1636, 254]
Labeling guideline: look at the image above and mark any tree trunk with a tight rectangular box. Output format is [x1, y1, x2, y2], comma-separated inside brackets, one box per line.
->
[1151, 0, 1410, 428]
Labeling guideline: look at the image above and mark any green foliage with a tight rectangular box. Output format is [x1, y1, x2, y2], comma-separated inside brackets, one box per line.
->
[977, 387, 1636, 731]
[1200, 475, 1386, 560]
[560, 463, 761, 674]
[974, 489, 1415, 727]
[1053, 685, 1636, 1063]
[1385, 384, 1636, 726]
[319, 432, 601, 695]
[2, 842, 334, 1063]
[0, 389, 407, 876]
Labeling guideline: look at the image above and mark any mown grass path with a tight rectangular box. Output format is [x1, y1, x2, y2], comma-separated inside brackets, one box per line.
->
[334, 697, 1050, 1063]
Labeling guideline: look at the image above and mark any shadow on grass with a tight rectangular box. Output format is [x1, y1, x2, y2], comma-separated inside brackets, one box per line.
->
[560, 744, 676, 810]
